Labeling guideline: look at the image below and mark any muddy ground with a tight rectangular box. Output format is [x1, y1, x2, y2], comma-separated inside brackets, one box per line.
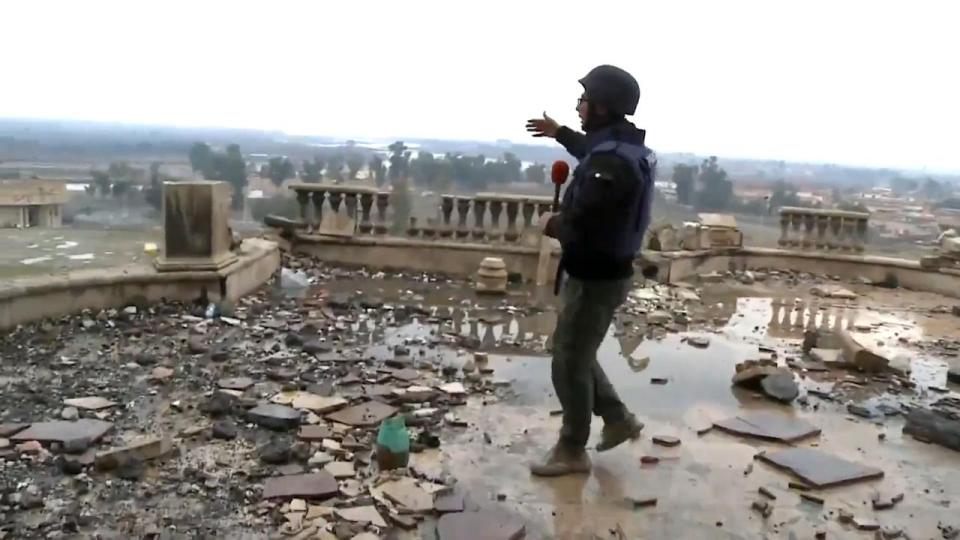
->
[1, 256, 959, 539]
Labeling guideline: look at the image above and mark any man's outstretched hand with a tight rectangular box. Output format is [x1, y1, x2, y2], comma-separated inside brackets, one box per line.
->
[526, 112, 559, 139]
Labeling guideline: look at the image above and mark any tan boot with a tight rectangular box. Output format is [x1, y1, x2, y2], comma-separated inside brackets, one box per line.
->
[530, 444, 591, 477]
[596, 413, 643, 452]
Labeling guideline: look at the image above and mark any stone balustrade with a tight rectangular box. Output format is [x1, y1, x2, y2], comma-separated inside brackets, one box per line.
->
[778, 207, 870, 252]
[289, 183, 554, 243]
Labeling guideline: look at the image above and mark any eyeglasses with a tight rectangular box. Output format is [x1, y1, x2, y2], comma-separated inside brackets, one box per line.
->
[577, 97, 589, 107]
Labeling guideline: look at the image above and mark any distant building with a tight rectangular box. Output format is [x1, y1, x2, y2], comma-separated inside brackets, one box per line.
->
[0, 180, 67, 228]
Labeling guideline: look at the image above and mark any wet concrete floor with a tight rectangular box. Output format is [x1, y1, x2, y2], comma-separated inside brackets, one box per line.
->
[321, 277, 960, 539]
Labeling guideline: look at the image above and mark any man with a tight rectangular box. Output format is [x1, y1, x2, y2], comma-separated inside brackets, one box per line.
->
[525, 65, 656, 476]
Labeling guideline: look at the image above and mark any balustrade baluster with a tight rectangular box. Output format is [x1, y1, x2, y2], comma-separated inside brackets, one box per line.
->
[472, 199, 487, 240]
[374, 192, 389, 234]
[456, 197, 471, 238]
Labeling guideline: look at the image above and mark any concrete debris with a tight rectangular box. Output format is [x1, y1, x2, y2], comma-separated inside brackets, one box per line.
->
[262, 472, 339, 500]
[652, 435, 681, 447]
[63, 396, 116, 411]
[903, 408, 960, 451]
[334, 506, 387, 528]
[246, 404, 302, 431]
[810, 285, 858, 299]
[94, 436, 173, 471]
[436, 511, 526, 540]
[757, 448, 884, 488]
[838, 331, 889, 373]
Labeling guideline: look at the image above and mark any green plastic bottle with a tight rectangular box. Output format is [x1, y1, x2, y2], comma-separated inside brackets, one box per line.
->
[376, 416, 410, 470]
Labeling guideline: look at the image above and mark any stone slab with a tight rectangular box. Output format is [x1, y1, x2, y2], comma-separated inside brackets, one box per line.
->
[714, 412, 820, 443]
[436, 511, 526, 540]
[0, 423, 29, 438]
[10, 419, 113, 444]
[757, 448, 884, 488]
[247, 404, 301, 431]
[334, 506, 386, 528]
[63, 397, 116, 411]
[761, 372, 800, 403]
[272, 391, 347, 413]
[324, 401, 397, 427]
[378, 477, 434, 513]
[218, 377, 254, 391]
[323, 461, 355, 479]
[94, 436, 173, 471]
[434, 489, 466, 513]
[903, 408, 960, 451]
[298, 425, 334, 441]
[262, 472, 339, 500]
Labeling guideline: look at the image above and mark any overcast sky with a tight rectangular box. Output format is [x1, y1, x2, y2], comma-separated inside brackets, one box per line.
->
[1, 0, 957, 171]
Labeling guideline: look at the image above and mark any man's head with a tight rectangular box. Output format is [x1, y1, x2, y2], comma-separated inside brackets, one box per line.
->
[576, 65, 640, 131]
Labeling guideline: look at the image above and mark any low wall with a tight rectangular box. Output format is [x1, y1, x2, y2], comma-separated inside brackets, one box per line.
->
[659, 247, 960, 298]
[290, 234, 559, 281]
[0, 238, 280, 330]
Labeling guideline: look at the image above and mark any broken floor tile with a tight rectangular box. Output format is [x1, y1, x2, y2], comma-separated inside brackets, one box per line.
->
[272, 391, 347, 414]
[434, 489, 465, 513]
[10, 419, 113, 445]
[439, 382, 467, 395]
[323, 461, 355, 479]
[262, 472, 339, 500]
[713, 412, 821, 443]
[377, 477, 434, 513]
[325, 401, 397, 427]
[652, 435, 680, 447]
[218, 376, 255, 391]
[246, 404, 301, 431]
[436, 511, 525, 540]
[757, 448, 884, 488]
[334, 506, 386, 528]
[94, 436, 173, 471]
[63, 396, 116, 411]
[298, 425, 334, 441]
[0, 424, 29, 438]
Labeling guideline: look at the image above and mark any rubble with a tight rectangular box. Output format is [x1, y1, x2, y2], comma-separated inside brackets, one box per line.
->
[903, 408, 960, 451]
[756, 448, 884, 488]
[246, 404, 302, 431]
[713, 412, 820, 443]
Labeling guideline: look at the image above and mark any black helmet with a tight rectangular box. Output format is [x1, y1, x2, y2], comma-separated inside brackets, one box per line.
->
[578, 65, 640, 116]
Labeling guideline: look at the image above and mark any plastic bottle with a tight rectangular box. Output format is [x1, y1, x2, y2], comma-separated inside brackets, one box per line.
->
[376, 416, 410, 470]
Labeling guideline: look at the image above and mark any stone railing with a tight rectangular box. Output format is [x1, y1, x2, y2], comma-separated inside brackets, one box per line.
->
[778, 207, 870, 252]
[289, 183, 554, 244]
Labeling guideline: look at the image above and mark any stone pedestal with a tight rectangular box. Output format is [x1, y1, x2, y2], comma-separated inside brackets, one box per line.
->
[155, 181, 237, 272]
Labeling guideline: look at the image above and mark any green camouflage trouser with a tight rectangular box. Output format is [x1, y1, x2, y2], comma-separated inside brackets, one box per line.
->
[552, 276, 630, 448]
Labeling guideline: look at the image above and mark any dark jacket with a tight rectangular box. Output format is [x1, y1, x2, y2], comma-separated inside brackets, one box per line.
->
[550, 119, 653, 281]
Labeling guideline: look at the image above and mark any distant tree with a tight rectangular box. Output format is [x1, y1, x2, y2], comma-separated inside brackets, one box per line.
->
[266, 156, 295, 187]
[769, 180, 802, 211]
[189, 142, 213, 176]
[346, 153, 364, 181]
[145, 161, 163, 211]
[672, 163, 697, 205]
[107, 161, 134, 181]
[890, 176, 919, 195]
[387, 141, 408, 181]
[369, 155, 387, 187]
[326, 153, 345, 182]
[410, 151, 438, 188]
[205, 144, 248, 209]
[91, 170, 111, 197]
[524, 163, 546, 184]
[695, 156, 733, 211]
[111, 180, 131, 199]
[301, 157, 323, 182]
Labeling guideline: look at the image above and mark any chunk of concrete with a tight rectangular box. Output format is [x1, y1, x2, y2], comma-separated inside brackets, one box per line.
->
[271, 391, 347, 414]
[756, 448, 884, 488]
[713, 412, 820, 443]
[63, 397, 116, 411]
[760, 372, 800, 403]
[246, 404, 302, 431]
[436, 511, 526, 540]
[262, 472, 339, 500]
[218, 377, 254, 391]
[334, 506, 387, 528]
[838, 331, 889, 373]
[94, 436, 174, 471]
[808, 348, 845, 366]
[325, 401, 397, 427]
[377, 477, 435, 513]
[10, 419, 113, 445]
[902, 408, 960, 451]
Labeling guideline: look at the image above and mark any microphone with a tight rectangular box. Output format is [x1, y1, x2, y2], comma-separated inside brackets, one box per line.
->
[550, 160, 570, 212]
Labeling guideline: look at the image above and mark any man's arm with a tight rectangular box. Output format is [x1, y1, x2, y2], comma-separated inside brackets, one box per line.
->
[547, 154, 637, 244]
[555, 126, 587, 160]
